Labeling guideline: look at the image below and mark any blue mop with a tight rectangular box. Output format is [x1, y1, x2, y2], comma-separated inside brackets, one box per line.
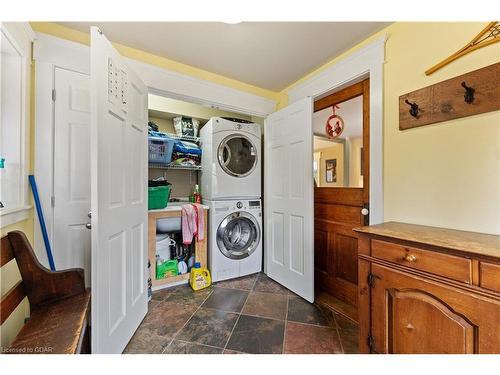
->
[29, 175, 56, 271]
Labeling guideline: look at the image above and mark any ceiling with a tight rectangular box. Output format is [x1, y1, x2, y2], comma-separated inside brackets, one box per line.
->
[313, 95, 363, 140]
[58, 22, 390, 91]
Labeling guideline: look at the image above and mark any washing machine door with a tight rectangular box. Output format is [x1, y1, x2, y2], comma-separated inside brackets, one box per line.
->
[218, 134, 258, 177]
[217, 211, 260, 260]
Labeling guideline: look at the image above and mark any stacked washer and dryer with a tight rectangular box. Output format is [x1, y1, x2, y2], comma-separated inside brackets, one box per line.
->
[200, 117, 262, 282]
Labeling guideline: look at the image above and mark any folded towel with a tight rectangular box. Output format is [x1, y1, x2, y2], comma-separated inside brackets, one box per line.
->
[181, 204, 205, 244]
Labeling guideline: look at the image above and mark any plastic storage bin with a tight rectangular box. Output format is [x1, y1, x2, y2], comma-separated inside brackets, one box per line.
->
[148, 135, 175, 165]
[148, 185, 171, 210]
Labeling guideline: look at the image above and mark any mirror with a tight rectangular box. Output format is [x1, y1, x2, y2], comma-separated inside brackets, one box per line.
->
[313, 95, 363, 188]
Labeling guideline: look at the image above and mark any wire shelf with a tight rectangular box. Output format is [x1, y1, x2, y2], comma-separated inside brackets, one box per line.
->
[149, 163, 202, 171]
[164, 133, 200, 143]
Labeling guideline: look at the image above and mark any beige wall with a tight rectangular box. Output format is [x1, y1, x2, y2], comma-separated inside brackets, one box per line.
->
[348, 137, 363, 188]
[315, 143, 344, 187]
[382, 23, 500, 234]
[286, 22, 500, 235]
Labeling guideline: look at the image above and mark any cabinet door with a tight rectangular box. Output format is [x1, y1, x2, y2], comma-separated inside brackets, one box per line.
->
[370, 264, 500, 354]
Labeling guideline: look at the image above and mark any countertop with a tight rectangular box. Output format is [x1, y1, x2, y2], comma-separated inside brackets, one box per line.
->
[149, 202, 210, 213]
[354, 221, 500, 259]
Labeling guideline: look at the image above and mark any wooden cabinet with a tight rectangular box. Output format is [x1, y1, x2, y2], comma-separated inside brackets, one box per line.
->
[148, 208, 207, 290]
[356, 222, 500, 354]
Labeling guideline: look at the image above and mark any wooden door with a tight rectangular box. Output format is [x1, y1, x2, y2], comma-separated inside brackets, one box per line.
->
[314, 80, 369, 310]
[370, 264, 500, 354]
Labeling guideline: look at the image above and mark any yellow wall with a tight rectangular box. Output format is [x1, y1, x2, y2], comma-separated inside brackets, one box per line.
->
[286, 22, 500, 234]
[348, 137, 363, 188]
[315, 144, 345, 187]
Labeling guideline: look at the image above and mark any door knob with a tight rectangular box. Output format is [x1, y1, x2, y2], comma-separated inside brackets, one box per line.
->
[88, 211, 92, 218]
[85, 222, 92, 230]
[361, 208, 369, 216]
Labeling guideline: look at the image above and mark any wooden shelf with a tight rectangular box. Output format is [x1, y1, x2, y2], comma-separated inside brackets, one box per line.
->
[153, 273, 190, 287]
[148, 209, 207, 290]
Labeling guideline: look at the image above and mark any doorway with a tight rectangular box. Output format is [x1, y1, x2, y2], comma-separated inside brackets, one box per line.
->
[313, 79, 369, 322]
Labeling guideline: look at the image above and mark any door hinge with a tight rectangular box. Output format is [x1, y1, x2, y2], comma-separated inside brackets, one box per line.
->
[52, 89, 56, 101]
[367, 334, 377, 353]
[367, 272, 380, 288]
[51, 196, 55, 208]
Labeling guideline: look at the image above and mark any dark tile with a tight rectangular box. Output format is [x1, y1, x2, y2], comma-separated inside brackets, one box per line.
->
[202, 287, 248, 313]
[151, 287, 173, 302]
[223, 349, 244, 354]
[163, 340, 222, 354]
[242, 292, 288, 320]
[253, 274, 289, 294]
[334, 313, 359, 353]
[164, 284, 213, 306]
[287, 296, 330, 326]
[176, 308, 238, 348]
[334, 313, 358, 332]
[141, 301, 197, 337]
[123, 326, 171, 354]
[214, 273, 258, 291]
[284, 322, 343, 354]
[338, 328, 359, 354]
[226, 315, 285, 354]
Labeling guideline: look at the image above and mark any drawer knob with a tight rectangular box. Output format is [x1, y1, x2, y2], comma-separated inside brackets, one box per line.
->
[403, 254, 417, 263]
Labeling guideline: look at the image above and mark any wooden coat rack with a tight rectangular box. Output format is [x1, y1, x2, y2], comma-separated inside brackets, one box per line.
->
[400, 62, 500, 130]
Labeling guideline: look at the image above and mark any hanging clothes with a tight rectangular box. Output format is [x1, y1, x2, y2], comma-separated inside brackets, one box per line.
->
[181, 203, 205, 244]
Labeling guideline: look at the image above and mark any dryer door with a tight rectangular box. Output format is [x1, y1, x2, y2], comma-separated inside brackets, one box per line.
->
[218, 134, 258, 177]
[217, 212, 260, 259]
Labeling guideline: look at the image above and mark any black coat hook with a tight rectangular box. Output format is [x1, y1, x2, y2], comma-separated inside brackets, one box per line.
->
[461, 81, 475, 104]
[405, 99, 420, 118]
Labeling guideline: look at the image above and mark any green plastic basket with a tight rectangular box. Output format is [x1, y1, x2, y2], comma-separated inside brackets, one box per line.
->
[148, 185, 171, 210]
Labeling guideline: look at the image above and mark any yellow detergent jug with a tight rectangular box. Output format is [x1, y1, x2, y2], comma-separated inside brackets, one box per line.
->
[189, 262, 211, 291]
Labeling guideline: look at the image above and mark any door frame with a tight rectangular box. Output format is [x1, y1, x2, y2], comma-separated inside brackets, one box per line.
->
[33, 34, 90, 266]
[286, 35, 386, 225]
[33, 32, 274, 264]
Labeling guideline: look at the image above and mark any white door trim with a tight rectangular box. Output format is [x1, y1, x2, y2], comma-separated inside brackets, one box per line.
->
[286, 35, 386, 225]
[33, 33, 90, 266]
[127, 58, 277, 117]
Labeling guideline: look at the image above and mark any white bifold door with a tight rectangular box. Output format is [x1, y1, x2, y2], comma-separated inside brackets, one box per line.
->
[264, 97, 314, 302]
[90, 27, 148, 353]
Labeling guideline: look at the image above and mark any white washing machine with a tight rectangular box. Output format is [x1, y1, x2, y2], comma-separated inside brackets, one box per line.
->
[206, 199, 262, 282]
[200, 117, 261, 200]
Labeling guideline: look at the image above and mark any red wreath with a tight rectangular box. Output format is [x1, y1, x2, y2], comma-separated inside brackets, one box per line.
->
[325, 105, 344, 139]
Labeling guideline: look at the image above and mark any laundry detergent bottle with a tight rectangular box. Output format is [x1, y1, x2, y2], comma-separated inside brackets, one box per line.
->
[189, 262, 211, 291]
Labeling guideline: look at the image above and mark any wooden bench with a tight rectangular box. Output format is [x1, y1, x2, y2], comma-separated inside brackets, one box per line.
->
[0, 231, 90, 354]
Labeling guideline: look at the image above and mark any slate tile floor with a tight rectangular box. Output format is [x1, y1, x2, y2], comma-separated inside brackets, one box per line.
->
[123, 272, 359, 354]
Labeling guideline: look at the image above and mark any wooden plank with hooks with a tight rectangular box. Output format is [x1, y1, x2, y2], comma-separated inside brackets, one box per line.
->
[399, 62, 500, 130]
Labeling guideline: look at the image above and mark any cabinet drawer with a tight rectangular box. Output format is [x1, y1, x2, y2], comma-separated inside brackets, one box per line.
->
[480, 262, 500, 293]
[371, 239, 472, 284]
